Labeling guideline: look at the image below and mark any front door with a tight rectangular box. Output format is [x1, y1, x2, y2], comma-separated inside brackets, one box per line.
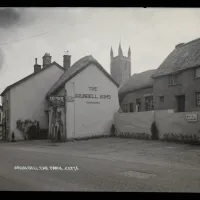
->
[176, 95, 185, 112]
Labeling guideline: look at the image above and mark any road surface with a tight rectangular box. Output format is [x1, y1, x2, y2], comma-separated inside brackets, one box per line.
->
[0, 138, 200, 191]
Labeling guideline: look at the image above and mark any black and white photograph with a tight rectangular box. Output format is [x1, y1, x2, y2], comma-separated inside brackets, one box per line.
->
[1, 7, 200, 192]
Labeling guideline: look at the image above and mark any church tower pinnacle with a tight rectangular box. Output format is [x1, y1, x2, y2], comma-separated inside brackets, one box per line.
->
[118, 43, 123, 56]
[110, 46, 113, 58]
[128, 46, 131, 59]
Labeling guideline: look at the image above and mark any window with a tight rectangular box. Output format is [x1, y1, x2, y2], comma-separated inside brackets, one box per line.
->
[0, 113, 1, 122]
[195, 67, 200, 78]
[145, 96, 154, 111]
[160, 96, 164, 103]
[136, 98, 141, 112]
[129, 103, 134, 112]
[196, 93, 200, 106]
[169, 74, 179, 86]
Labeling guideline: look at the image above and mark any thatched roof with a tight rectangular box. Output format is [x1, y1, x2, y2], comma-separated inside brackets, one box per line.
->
[46, 55, 119, 98]
[118, 69, 155, 99]
[152, 38, 200, 78]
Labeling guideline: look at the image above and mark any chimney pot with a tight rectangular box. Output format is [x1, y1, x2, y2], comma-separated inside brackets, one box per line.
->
[34, 58, 41, 73]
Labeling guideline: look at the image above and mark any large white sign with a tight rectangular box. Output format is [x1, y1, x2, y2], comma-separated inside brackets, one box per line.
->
[74, 87, 111, 104]
[186, 113, 198, 122]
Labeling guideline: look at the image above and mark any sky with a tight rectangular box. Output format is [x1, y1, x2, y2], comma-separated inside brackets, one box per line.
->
[0, 7, 200, 96]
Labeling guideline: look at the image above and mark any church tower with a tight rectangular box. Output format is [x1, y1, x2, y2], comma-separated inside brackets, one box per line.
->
[110, 43, 131, 86]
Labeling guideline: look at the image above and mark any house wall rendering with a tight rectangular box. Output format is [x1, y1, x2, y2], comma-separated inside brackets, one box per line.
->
[120, 87, 153, 112]
[1, 91, 11, 140]
[153, 68, 200, 112]
[64, 63, 119, 139]
[0, 106, 3, 139]
[9, 64, 64, 140]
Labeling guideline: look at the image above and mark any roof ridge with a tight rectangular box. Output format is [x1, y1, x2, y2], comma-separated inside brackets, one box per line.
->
[184, 37, 200, 46]
[119, 69, 156, 95]
[46, 55, 118, 97]
[152, 37, 200, 78]
[70, 55, 93, 68]
[1, 62, 64, 96]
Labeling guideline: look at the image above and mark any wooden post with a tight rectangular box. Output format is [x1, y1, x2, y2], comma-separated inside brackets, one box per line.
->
[64, 89, 67, 142]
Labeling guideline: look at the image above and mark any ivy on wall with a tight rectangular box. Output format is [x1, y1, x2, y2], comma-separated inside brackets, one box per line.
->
[16, 119, 40, 140]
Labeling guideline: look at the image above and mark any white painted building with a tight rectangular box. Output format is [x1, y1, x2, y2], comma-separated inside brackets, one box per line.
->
[0, 54, 64, 141]
[46, 55, 119, 140]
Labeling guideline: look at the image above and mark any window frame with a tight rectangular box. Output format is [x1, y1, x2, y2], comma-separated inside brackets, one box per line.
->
[196, 92, 200, 107]
[136, 98, 142, 112]
[145, 96, 154, 111]
[160, 96, 164, 103]
[195, 67, 200, 79]
[169, 74, 179, 86]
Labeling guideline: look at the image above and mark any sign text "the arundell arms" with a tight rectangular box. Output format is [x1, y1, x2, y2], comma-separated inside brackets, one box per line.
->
[75, 86, 111, 99]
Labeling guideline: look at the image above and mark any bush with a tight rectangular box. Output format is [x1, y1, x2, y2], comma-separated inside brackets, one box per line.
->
[118, 132, 150, 140]
[163, 133, 200, 145]
[151, 122, 159, 140]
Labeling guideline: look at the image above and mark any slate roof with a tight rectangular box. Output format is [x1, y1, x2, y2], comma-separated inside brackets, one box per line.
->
[46, 55, 119, 98]
[152, 38, 200, 78]
[118, 69, 155, 102]
[1, 62, 64, 96]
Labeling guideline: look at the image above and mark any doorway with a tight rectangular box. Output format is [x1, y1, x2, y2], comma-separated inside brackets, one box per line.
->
[176, 95, 185, 112]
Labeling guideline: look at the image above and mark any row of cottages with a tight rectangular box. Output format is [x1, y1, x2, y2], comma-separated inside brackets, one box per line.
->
[119, 69, 155, 112]
[119, 37, 200, 113]
[1, 53, 119, 141]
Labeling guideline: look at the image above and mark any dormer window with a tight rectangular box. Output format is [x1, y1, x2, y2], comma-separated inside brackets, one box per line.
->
[195, 67, 200, 78]
[169, 74, 179, 86]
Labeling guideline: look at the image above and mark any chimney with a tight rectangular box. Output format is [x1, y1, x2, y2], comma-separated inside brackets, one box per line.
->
[63, 51, 71, 71]
[175, 43, 185, 49]
[42, 53, 52, 68]
[34, 58, 41, 73]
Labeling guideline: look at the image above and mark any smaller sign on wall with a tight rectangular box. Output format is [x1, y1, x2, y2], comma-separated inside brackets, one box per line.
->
[66, 96, 74, 102]
[49, 96, 65, 107]
[186, 113, 198, 122]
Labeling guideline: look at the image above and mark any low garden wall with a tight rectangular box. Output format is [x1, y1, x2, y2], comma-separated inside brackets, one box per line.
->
[114, 110, 200, 144]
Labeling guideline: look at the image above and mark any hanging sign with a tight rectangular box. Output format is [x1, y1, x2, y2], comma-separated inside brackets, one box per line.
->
[49, 96, 65, 107]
